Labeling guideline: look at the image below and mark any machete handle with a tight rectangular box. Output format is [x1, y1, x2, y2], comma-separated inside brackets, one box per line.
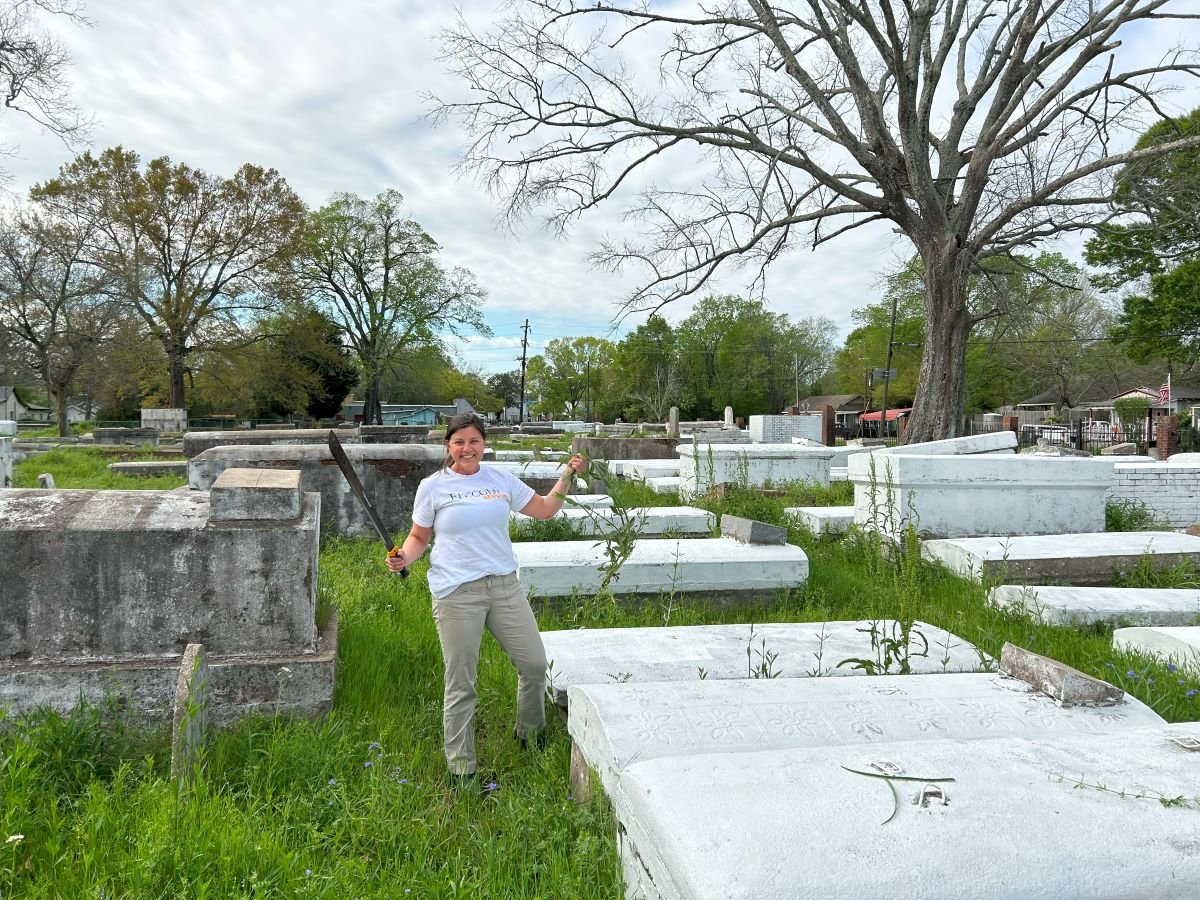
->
[387, 545, 410, 579]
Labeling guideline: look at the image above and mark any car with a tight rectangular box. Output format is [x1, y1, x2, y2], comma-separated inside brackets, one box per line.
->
[1034, 424, 1072, 444]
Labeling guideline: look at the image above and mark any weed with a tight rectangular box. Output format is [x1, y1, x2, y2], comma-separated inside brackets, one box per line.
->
[1106, 498, 1172, 532]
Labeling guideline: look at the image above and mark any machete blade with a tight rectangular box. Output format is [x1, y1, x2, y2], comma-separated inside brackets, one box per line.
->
[327, 430, 408, 578]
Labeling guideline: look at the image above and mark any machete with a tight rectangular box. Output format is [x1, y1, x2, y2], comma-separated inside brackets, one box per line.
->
[327, 430, 408, 578]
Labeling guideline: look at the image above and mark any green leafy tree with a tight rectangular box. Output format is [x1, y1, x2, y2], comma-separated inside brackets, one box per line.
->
[30, 147, 306, 408]
[250, 305, 359, 419]
[486, 369, 521, 417]
[295, 190, 489, 424]
[613, 316, 679, 422]
[527, 336, 616, 418]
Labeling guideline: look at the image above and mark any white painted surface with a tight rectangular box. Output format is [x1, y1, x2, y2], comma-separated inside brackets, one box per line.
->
[511, 506, 715, 537]
[1167, 453, 1200, 465]
[483, 461, 570, 479]
[922, 531, 1200, 584]
[569, 673, 1161, 798]
[1113, 626, 1200, 671]
[0, 420, 19, 436]
[678, 443, 836, 497]
[876, 432, 1018, 455]
[0, 421, 12, 489]
[516, 537, 808, 600]
[616, 724, 1200, 900]
[1109, 462, 1200, 528]
[785, 505, 853, 534]
[541, 620, 985, 705]
[829, 466, 848, 482]
[850, 453, 1112, 537]
[989, 585, 1200, 626]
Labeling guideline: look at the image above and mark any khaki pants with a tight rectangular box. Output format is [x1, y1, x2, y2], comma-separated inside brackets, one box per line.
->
[431, 572, 547, 775]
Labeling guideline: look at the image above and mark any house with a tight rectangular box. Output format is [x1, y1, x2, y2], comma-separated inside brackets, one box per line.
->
[797, 394, 867, 433]
[340, 398, 477, 425]
[1083, 385, 1200, 442]
[0, 386, 52, 422]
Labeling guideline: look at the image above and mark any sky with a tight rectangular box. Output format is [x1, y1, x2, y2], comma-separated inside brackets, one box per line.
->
[5, 1, 1197, 376]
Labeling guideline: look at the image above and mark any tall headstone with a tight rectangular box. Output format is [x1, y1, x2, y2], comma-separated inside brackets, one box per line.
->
[36, 473, 54, 488]
[0, 420, 15, 489]
[141, 408, 188, 432]
[171, 643, 210, 782]
[723, 406, 735, 428]
[668, 406, 679, 437]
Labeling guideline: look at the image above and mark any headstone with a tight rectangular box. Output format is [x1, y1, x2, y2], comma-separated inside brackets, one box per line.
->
[996, 643, 1124, 706]
[1002, 414, 1019, 435]
[720, 515, 787, 544]
[1020, 438, 1091, 458]
[1101, 442, 1139, 456]
[106, 460, 189, 478]
[170, 643, 210, 781]
[141, 408, 187, 432]
[786, 506, 854, 535]
[723, 406, 734, 428]
[36, 473, 54, 488]
[209, 468, 302, 521]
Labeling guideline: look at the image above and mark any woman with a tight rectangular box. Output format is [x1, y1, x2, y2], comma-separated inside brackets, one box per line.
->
[386, 413, 587, 782]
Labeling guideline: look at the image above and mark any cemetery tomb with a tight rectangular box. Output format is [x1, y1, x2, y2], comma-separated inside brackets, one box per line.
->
[563, 494, 615, 509]
[989, 584, 1200, 626]
[568, 669, 1161, 799]
[829, 466, 849, 482]
[0, 471, 334, 723]
[922, 531, 1200, 585]
[182, 428, 335, 458]
[1113, 626, 1200, 672]
[511, 506, 715, 538]
[483, 460, 585, 493]
[106, 460, 189, 478]
[616, 723, 1200, 900]
[622, 459, 681, 481]
[791, 442, 871, 468]
[747, 413, 822, 443]
[646, 476, 682, 494]
[516, 537, 808, 604]
[677, 443, 837, 498]
[849, 453, 1112, 538]
[540, 620, 986, 707]
[785, 505, 854, 535]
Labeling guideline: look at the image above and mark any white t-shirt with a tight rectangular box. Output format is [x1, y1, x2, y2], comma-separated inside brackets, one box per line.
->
[411, 465, 537, 599]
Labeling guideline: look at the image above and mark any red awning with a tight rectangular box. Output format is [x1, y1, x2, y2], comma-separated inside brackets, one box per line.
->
[859, 408, 912, 422]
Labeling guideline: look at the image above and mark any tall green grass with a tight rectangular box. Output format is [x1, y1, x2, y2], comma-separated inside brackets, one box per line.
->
[13, 448, 187, 490]
[3, 453, 1199, 896]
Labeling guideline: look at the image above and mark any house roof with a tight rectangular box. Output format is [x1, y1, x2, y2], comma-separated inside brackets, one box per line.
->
[1016, 388, 1059, 407]
[860, 407, 912, 422]
[797, 394, 865, 412]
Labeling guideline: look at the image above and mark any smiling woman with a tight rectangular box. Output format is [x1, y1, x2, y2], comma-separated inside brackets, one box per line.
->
[385, 412, 587, 785]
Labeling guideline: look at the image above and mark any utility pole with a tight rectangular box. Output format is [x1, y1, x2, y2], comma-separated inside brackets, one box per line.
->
[794, 353, 800, 409]
[518, 319, 530, 424]
[586, 357, 592, 422]
[880, 292, 898, 441]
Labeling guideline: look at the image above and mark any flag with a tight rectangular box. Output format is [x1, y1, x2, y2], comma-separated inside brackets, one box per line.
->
[1159, 376, 1171, 406]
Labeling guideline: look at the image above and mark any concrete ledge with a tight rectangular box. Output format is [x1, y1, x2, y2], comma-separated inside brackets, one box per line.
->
[1113, 626, 1200, 672]
[94, 427, 160, 446]
[183, 428, 343, 458]
[786, 506, 854, 535]
[516, 537, 808, 600]
[922, 532, 1200, 585]
[0, 612, 337, 726]
[106, 460, 188, 478]
[997, 643, 1124, 706]
[646, 476, 681, 494]
[210, 468, 302, 521]
[876, 431, 1017, 455]
[511, 506, 714, 537]
[720, 515, 786, 544]
[989, 585, 1200, 626]
[678, 443, 836, 497]
[541, 620, 985, 706]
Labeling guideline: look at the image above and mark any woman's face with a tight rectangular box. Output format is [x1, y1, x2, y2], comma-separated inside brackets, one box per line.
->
[446, 425, 486, 472]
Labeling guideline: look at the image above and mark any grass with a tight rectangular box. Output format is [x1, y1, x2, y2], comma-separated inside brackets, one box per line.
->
[12, 447, 187, 491]
[3, 450, 1200, 896]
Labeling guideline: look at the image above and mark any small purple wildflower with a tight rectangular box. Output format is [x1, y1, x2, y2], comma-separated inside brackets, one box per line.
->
[1126, 670, 1137, 678]
[305, 869, 312, 877]
[1168, 663, 1178, 674]
[1180, 679, 1188, 686]
[399, 778, 408, 784]
[364, 760, 373, 768]
[327, 778, 336, 786]
[1104, 663, 1114, 669]
[485, 781, 499, 792]
[368, 741, 382, 752]
[1188, 689, 1198, 698]
[1147, 678, 1154, 685]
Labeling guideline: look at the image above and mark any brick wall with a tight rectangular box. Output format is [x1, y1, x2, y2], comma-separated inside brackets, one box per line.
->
[1107, 463, 1200, 528]
[748, 414, 823, 443]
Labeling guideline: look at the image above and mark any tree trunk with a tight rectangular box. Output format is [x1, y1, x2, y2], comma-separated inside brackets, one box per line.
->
[55, 390, 69, 438]
[904, 249, 973, 443]
[363, 377, 383, 425]
[169, 353, 186, 409]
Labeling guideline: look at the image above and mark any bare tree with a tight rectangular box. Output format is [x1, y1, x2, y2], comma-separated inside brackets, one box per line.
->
[0, 1, 91, 180]
[434, 0, 1200, 441]
[0, 207, 116, 434]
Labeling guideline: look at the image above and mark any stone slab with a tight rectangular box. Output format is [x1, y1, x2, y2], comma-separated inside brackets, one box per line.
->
[0, 420, 16, 437]
[517, 537, 808, 602]
[996, 643, 1124, 706]
[568, 671, 1160, 799]
[209, 467, 302, 521]
[850, 453, 1112, 538]
[93, 427, 160, 447]
[616, 723, 1200, 900]
[511, 506, 715, 537]
[1, 612, 337, 726]
[106, 460, 189, 478]
[876, 431, 1018, 455]
[0, 489, 320, 659]
[989, 584, 1200, 626]
[541, 620, 986, 706]
[647, 476, 681, 494]
[1113, 626, 1200, 671]
[786, 505, 854, 535]
[623, 460, 681, 481]
[183, 428, 342, 458]
[922, 531, 1200, 585]
[565, 494, 614, 509]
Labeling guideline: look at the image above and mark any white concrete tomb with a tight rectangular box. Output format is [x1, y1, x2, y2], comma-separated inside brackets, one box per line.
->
[677, 443, 837, 498]
[990, 584, 1200, 626]
[511, 506, 715, 537]
[1113, 626, 1200, 672]
[785, 505, 854, 535]
[541, 620, 985, 706]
